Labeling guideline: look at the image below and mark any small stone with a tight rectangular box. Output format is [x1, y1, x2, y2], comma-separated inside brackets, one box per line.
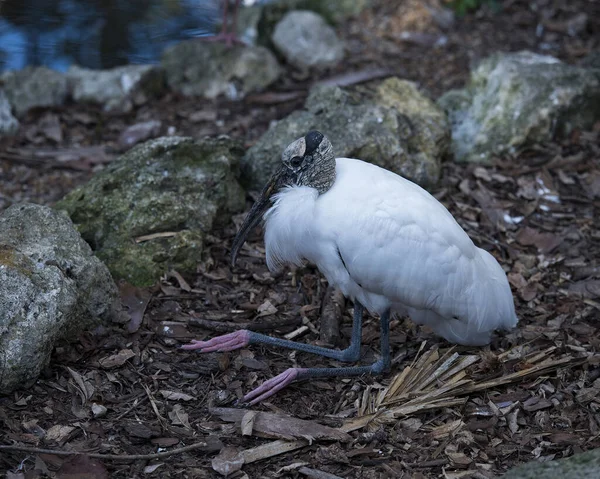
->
[91, 403, 108, 418]
[272, 10, 345, 70]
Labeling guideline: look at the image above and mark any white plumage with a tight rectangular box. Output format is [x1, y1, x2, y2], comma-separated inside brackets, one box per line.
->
[264, 157, 517, 346]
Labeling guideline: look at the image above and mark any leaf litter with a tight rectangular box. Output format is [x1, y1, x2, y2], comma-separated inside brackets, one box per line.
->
[1, 0, 600, 477]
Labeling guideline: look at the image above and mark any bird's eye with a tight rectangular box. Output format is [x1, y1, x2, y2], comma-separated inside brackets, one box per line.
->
[290, 156, 303, 168]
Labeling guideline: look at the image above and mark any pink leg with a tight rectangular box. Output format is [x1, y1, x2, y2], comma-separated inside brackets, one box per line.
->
[202, 32, 245, 47]
[181, 330, 251, 352]
[202, 0, 245, 47]
[241, 368, 307, 405]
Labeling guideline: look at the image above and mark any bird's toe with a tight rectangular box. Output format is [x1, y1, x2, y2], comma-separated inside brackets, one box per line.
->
[180, 330, 251, 352]
[242, 368, 302, 405]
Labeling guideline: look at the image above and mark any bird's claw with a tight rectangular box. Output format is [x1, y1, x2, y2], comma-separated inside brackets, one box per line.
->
[180, 330, 251, 352]
[241, 368, 304, 405]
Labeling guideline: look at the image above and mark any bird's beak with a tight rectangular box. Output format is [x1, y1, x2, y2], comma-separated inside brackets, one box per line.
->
[230, 166, 291, 267]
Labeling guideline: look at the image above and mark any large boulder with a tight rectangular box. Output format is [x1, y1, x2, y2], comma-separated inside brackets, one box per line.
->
[272, 10, 345, 70]
[0, 203, 120, 395]
[503, 448, 600, 479]
[55, 136, 246, 287]
[0, 89, 19, 135]
[0, 66, 68, 117]
[242, 77, 450, 190]
[67, 64, 165, 112]
[438, 51, 600, 163]
[161, 41, 281, 100]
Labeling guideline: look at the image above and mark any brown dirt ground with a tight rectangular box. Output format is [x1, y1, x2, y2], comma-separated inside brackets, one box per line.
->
[1, 0, 600, 477]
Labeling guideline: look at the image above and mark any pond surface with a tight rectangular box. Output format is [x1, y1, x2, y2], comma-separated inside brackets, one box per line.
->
[0, 0, 226, 72]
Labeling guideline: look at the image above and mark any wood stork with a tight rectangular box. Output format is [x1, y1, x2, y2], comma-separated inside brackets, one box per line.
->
[183, 131, 518, 405]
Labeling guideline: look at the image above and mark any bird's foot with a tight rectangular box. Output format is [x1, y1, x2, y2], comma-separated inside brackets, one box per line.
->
[181, 330, 251, 352]
[201, 32, 245, 47]
[240, 368, 306, 406]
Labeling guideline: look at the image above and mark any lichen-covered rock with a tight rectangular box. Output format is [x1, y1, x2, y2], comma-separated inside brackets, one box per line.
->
[438, 51, 600, 163]
[503, 448, 600, 479]
[0, 89, 19, 135]
[0, 203, 120, 395]
[0, 66, 68, 117]
[161, 41, 280, 100]
[67, 65, 165, 112]
[55, 136, 246, 287]
[242, 77, 449, 190]
[272, 11, 345, 70]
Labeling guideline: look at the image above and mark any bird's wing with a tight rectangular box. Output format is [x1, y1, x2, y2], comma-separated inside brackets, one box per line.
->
[316, 158, 479, 318]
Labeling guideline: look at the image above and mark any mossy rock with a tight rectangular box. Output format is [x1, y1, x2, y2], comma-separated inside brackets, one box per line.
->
[438, 51, 600, 163]
[241, 77, 449, 190]
[56, 136, 245, 286]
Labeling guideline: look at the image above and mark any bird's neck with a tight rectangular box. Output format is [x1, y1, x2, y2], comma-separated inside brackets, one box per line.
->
[308, 157, 336, 194]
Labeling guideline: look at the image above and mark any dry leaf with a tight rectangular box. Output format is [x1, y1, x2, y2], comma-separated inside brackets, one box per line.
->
[45, 425, 75, 444]
[212, 446, 245, 476]
[160, 390, 195, 401]
[98, 349, 136, 369]
[257, 300, 277, 317]
[241, 411, 257, 436]
[168, 404, 190, 429]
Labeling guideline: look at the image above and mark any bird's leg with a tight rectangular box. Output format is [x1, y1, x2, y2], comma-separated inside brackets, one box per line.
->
[182, 302, 364, 363]
[203, 0, 245, 46]
[241, 309, 392, 405]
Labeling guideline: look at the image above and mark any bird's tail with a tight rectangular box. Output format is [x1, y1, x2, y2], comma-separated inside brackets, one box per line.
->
[405, 248, 518, 346]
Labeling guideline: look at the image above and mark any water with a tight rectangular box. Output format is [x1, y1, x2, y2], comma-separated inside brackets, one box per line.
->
[0, 0, 223, 72]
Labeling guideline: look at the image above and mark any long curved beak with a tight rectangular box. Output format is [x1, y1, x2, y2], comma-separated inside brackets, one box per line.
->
[230, 167, 290, 267]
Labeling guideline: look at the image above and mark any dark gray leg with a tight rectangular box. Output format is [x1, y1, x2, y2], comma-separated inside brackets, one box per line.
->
[182, 302, 364, 363]
[241, 309, 392, 405]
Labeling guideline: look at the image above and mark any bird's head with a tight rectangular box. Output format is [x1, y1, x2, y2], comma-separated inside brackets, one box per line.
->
[230, 130, 335, 266]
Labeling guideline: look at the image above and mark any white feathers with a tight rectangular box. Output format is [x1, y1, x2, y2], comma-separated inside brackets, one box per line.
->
[263, 158, 518, 346]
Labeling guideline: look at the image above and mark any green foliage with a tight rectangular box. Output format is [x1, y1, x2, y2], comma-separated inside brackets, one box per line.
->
[448, 0, 498, 16]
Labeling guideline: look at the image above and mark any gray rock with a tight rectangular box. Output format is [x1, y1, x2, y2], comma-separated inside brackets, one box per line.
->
[438, 51, 600, 163]
[0, 203, 120, 395]
[272, 10, 345, 70]
[0, 89, 19, 136]
[161, 41, 281, 100]
[67, 65, 165, 112]
[503, 448, 600, 479]
[242, 77, 449, 190]
[0, 66, 68, 117]
[257, 0, 370, 46]
[55, 136, 246, 287]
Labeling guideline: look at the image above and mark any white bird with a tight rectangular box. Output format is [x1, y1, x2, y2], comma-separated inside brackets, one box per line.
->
[183, 131, 518, 404]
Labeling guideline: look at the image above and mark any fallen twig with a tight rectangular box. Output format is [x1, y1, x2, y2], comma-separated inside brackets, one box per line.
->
[0, 437, 222, 460]
[186, 314, 301, 333]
